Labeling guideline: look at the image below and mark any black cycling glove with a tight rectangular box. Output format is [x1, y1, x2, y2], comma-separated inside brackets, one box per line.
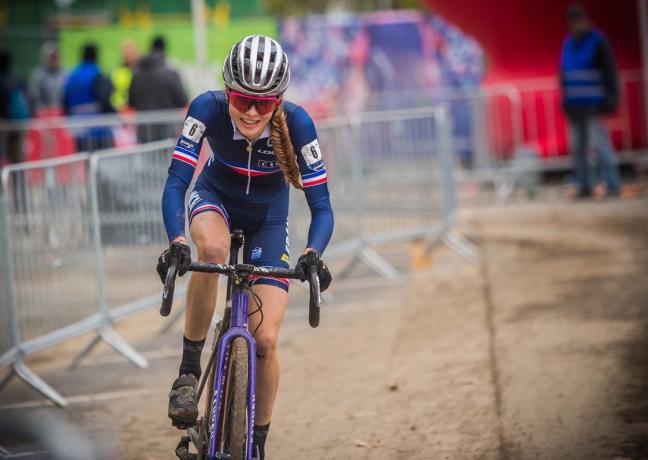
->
[157, 242, 192, 283]
[316, 260, 332, 292]
[296, 251, 332, 292]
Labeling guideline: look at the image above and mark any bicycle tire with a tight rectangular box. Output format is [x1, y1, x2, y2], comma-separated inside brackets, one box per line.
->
[196, 328, 219, 460]
[198, 312, 230, 460]
[219, 337, 249, 460]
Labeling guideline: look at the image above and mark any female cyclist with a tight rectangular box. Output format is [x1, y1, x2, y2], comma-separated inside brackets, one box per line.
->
[156, 35, 334, 459]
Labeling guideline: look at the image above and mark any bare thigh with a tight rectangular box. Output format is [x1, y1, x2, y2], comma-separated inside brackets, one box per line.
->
[189, 212, 230, 262]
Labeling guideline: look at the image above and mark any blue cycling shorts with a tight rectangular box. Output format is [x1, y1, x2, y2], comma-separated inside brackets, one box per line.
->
[187, 182, 291, 292]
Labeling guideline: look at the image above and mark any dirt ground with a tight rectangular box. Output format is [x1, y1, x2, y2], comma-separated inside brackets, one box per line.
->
[1, 194, 647, 460]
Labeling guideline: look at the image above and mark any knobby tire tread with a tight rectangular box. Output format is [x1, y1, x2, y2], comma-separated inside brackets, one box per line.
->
[198, 313, 228, 460]
[221, 337, 249, 460]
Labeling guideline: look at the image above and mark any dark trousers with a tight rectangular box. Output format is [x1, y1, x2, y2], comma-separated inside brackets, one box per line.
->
[568, 113, 621, 196]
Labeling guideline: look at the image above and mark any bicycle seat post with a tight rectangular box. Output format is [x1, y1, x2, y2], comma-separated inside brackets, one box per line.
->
[226, 229, 245, 304]
[229, 229, 245, 263]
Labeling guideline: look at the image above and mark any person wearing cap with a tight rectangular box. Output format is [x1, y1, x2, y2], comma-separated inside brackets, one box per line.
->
[156, 35, 334, 459]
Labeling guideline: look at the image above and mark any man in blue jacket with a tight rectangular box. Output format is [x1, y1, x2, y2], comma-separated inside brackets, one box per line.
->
[560, 5, 621, 198]
[63, 43, 114, 152]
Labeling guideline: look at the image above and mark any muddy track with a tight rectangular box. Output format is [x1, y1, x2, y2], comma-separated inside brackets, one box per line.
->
[0, 198, 646, 460]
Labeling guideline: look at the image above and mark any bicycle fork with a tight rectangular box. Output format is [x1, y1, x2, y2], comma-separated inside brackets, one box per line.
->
[209, 286, 256, 460]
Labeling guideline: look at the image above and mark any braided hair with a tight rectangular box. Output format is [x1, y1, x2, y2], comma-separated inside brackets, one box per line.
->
[270, 104, 302, 189]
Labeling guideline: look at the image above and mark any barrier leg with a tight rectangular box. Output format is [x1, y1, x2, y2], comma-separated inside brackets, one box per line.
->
[424, 222, 479, 264]
[13, 358, 67, 407]
[422, 232, 444, 253]
[99, 325, 148, 369]
[67, 334, 102, 370]
[88, 156, 148, 369]
[69, 325, 149, 369]
[495, 175, 517, 204]
[442, 228, 480, 264]
[335, 244, 399, 281]
[359, 247, 399, 280]
[0, 369, 14, 392]
[335, 253, 362, 281]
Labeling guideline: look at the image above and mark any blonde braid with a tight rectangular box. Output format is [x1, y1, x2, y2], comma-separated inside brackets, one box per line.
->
[270, 104, 303, 190]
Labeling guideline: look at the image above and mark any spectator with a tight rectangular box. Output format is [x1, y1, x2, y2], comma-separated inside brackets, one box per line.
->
[28, 41, 66, 116]
[63, 43, 114, 152]
[129, 36, 188, 142]
[0, 51, 30, 121]
[0, 50, 29, 215]
[0, 50, 30, 165]
[111, 39, 139, 111]
[560, 4, 621, 198]
[129, 36, 187, 111]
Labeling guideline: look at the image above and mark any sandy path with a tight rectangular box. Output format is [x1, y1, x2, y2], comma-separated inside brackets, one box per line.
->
[1, 198, 647, 460]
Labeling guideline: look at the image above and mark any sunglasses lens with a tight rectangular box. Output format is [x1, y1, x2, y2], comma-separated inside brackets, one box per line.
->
[255, 100, 277, 115]
[229, 93, 251, 113]
[229, 92, 278, 115]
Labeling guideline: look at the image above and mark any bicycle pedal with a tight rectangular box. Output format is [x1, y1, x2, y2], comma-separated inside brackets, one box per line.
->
[187, 426, 200, 448]
[175, 436, 197, 460]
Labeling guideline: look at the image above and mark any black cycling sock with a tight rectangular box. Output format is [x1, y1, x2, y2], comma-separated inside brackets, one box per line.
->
[179, 336, 205, 380]
[252, 423, 270, 460]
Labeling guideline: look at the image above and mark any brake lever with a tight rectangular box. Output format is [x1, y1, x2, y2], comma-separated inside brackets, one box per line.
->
[306, 253, 321, 328]
[160, 260, 179, 317]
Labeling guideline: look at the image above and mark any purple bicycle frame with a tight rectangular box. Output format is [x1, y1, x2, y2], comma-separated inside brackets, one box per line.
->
[208, 285, 256, 460]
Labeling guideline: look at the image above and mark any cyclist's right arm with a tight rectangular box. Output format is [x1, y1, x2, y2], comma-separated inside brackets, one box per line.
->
[162, 92, 214, 243]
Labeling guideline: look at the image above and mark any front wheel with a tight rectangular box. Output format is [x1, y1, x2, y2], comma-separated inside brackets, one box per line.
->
[219, 337, 249, 460]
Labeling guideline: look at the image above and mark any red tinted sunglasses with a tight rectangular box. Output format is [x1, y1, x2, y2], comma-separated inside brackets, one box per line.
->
[228, 90, 281, 115]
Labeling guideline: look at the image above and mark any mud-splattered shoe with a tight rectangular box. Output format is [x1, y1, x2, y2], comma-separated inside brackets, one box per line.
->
[168, 374, 198, 429]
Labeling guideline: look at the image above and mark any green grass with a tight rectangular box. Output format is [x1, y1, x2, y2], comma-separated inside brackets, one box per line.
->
[60, 18, 278, 72]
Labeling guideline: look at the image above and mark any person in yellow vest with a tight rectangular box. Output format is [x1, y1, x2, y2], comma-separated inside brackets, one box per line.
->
[111, 40, 139, 111]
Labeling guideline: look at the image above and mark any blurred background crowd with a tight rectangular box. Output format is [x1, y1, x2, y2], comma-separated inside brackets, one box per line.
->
[0, 0, 646, 194]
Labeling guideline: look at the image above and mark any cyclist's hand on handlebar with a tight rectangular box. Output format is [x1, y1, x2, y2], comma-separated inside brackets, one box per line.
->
[296, 251, 332, 292]
[316, 260, 332, 292]
[295, 251, 316, 282]
[157, 241, 192, 283]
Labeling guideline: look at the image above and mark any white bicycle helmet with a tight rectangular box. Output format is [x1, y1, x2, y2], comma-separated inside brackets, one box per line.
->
[222, 35, 291, 97]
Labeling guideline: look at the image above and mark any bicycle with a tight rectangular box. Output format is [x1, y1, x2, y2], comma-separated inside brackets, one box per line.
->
[160, 229, 322, 460]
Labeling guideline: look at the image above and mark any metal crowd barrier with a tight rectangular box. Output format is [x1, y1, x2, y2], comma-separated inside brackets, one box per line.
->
[513, 71, 647, 165]
[0, 139, 183, 406]
[0, 107, 474, 407]
[325, 76, 648, 202]
[91, 140, 189, 320]
[327, 85, 527, 201]
[290, 106, 477, 280]
[0, 109, 185, 166]
[1, 153, 97, 406]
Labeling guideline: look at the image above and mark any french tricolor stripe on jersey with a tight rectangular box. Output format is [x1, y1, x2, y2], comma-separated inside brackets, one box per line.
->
[249, 275, 290, 288]
[229, 165, 278, 177]
[215, 156, 280, 177]
[172, 146, 199, 167]
[302, 169, 327, 188]
[189, 204, 230, 229]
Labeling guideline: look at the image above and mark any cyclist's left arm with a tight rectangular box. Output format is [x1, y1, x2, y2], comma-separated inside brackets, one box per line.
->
[289, 106, 334, 255]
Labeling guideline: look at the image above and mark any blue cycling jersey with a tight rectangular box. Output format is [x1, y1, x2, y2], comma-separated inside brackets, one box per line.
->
[161, 90, 334, 255]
